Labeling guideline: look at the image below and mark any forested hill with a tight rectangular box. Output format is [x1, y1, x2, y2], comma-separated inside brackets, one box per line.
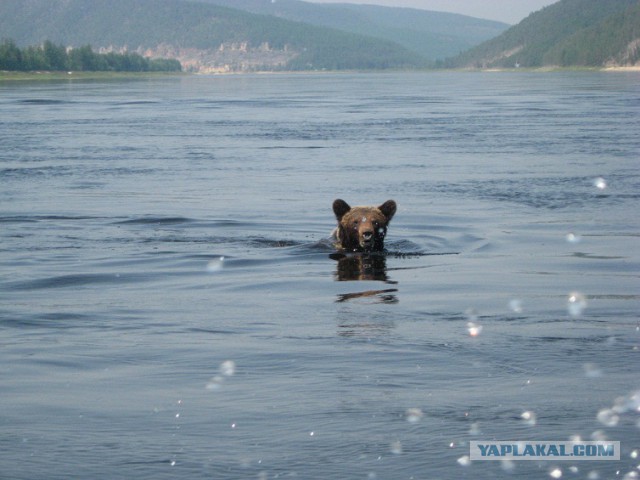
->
[0, 0, 425, 72]
[445, 0, 640, 68]
[197, 0, 508, 61]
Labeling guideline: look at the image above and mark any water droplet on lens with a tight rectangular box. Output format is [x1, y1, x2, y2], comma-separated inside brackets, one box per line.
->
[509, 299, 523, 313]
[549, 467, 562, 478]
[206, 375, 224, 391]
[567, 292, 587, 317]
[583, 363, 602, 378]
[501, 459, 515, 472]
[207, 256, 225, 272]
[457, 455, 471, 467]
[566, 232, 582, 244]
[220, 360, 236, 377]
[465, 308, 478, 322]
[390, 440, 402, 455]
[467, 321, 482, 337]
[521, 410, 537, 426]
[469, 422, 481, 435]
[593, 177, 607, 190]
[596, 408, 619, 427]
[590, 430, 608, 441]
[405, 408, 424, 423]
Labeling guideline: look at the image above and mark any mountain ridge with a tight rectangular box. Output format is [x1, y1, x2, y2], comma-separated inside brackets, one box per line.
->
[195, 0, 508, 60]
[445, 0, 640, 69]
[0, 0, 426, 71]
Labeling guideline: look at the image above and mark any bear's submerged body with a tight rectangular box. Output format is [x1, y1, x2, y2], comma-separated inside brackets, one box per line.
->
[331, 199, 397, 253]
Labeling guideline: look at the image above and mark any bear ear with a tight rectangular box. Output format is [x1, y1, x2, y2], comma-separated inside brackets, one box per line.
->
[378, 200, 397, 221]
[333, 199, 351, 221]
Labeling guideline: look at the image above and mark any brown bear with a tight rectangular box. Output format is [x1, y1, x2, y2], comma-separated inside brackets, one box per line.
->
[332, 199, 397, 252]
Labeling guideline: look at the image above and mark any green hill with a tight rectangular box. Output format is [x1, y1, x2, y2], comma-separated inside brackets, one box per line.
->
[0, 0, 426, 71]
[197, 0, 509, 61]
[544, 2, 640, 66]
[445, 0, 639, 68]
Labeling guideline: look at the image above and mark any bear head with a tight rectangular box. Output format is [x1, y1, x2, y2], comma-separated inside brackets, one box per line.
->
[332, 199, 397, 252]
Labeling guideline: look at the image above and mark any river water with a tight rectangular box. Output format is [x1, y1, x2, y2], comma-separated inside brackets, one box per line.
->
[1, 72, 639, 479]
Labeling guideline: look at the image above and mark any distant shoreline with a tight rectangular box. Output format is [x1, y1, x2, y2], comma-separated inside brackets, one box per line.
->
[2, 66, 638, 81]
[0, 71, 185, 81]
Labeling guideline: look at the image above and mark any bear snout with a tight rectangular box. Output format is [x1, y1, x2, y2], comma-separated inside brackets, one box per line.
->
[359, 226, 380, 250]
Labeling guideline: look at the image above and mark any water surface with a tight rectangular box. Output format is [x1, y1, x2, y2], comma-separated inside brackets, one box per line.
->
[1, 72, 639, 479]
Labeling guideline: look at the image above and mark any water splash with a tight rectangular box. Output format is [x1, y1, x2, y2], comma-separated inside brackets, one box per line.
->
[457, 455, 471, 467]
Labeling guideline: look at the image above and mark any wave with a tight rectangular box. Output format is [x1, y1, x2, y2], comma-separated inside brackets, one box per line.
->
[113, 216, 196, 226]
[3, 272, 153, 291]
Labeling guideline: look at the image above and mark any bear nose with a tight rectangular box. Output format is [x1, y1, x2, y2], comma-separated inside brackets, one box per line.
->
[362, 230, 373, 240]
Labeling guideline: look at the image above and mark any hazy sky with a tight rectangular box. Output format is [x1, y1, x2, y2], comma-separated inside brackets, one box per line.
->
[308, 0, 559, 24]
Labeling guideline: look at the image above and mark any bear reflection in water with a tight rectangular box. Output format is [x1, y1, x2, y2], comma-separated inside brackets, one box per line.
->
[331, 252, 389, 282]
[330, 253, 398, 303]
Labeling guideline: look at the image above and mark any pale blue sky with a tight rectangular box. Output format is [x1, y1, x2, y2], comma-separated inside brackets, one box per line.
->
[309, 0, 559, 24]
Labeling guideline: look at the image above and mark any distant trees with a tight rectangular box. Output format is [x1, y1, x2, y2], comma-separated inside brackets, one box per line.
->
[0, 39, 182, 72]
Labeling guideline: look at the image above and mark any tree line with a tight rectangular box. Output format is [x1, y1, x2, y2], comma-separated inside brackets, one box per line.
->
[0, 39, 181, 72]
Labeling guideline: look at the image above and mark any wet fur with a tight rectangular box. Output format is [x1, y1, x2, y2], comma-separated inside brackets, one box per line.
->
[332, 199, 396, 252]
